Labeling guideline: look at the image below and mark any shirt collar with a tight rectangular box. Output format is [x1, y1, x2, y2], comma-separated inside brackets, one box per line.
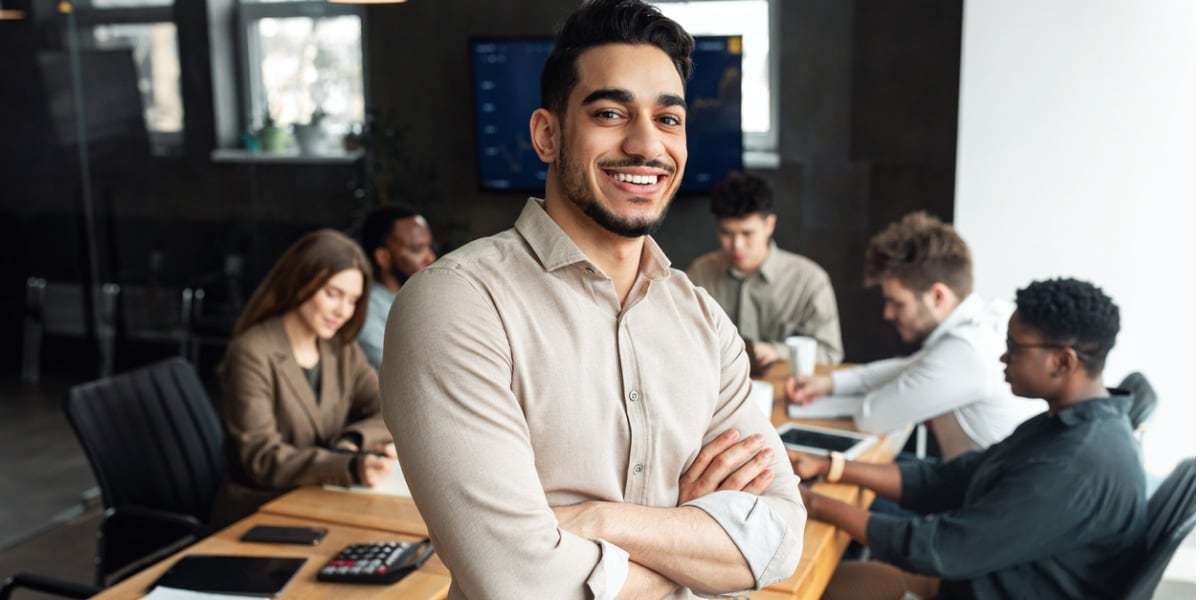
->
[922, 292, 984, 348]
[514, 197, 672, 281]
[372, 281, 397, 301]
[1054, 391, 1134, 427]
[727, 241, 780, 282]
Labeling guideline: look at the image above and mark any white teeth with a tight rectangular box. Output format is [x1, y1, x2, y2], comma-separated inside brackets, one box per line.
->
[613, 173, 657, 185]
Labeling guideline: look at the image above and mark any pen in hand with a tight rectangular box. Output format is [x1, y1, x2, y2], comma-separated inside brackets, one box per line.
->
[329, 446, 392, 459]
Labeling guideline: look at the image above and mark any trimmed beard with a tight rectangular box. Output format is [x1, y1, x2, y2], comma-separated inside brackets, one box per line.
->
[556, 134, 674, 239]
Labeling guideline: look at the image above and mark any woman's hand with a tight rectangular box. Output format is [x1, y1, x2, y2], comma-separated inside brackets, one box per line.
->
[359, 443, 397, 487]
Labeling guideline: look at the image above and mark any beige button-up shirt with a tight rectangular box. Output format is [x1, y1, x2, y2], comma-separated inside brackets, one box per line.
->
[688, 244, 844, 364]
[382, 199, 805, 599]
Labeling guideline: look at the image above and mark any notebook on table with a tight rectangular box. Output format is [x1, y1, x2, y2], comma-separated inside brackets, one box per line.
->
[786, 394, 862, 419]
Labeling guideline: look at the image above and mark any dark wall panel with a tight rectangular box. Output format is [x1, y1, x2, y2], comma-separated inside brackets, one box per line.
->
[0, 0, 963, 374]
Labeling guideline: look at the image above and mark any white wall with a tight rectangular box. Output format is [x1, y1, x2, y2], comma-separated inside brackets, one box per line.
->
[955, 0, 1196, 475]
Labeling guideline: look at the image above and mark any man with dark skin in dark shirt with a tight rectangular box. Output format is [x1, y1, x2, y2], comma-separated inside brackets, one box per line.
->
[790, 278, 1146, 599]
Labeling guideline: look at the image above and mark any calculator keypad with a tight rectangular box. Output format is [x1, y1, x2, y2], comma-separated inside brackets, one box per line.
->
[317, 541, 431, 584]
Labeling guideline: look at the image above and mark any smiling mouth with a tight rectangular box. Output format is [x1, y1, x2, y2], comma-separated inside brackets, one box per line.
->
[605, 170, 666, 191]
[609, 172, 661, 185]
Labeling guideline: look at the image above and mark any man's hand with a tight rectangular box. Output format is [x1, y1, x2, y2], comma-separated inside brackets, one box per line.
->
[785, 374, 834, 405]
[751, 341, 779, 369]
[786, 449, 829, 481]
[795, 482, 870, 544]
[677, 428, 775, 505]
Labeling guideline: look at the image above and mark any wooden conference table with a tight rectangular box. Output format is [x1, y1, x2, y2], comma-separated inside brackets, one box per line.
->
[95, 362, 903, 600]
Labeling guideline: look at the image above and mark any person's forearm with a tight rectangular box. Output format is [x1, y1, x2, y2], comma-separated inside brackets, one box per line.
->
[617, 562, 678, 599]
[811, 456, 903, 502]
[580, 503, 753, 595]
[806, 492, 870, 545]
[842, 461, 903, 502]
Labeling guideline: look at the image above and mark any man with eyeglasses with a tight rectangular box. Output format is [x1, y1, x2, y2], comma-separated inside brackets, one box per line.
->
[789, 277, 1146, 599]
[786, 212, 1040, 459]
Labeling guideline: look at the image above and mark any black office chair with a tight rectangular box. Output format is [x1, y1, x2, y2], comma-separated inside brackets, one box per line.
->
[1120, 457, 1196, 600]
[63, 357, 226, 587]
[1118, 371, 1158, 436]
[0, 573, 97, 600]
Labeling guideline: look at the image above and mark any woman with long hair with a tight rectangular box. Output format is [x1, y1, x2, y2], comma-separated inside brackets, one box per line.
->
[210, 229, 395, 526]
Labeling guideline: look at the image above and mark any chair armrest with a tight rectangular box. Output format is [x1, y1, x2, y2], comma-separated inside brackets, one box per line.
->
[0, 572, 99, 600]
[99, 505, 210, 585]
[106, 505, 207, 537]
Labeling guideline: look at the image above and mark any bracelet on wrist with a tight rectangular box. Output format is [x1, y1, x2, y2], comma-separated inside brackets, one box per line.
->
[826, 451, 846, 483]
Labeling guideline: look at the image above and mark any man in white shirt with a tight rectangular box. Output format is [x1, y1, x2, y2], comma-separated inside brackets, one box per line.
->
[786, 212, 1040, 459]
[357, 203, 436, 369]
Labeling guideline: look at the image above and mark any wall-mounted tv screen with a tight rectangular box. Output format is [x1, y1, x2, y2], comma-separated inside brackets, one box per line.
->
[472, 35, 743, 195]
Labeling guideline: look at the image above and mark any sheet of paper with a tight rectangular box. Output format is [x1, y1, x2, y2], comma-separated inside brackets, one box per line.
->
[322, 459, 411, 497]
[141, 586, 267, 600]
[786, 394, 862, 419]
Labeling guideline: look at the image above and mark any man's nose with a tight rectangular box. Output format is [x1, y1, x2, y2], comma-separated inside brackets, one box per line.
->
[621, 115, 665, 161]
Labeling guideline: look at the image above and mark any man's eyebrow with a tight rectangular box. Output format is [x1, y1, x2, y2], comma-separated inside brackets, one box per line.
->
[658, 94, 687, 109]
[579, 89, 687, 109]
[581, 88, 634, 105]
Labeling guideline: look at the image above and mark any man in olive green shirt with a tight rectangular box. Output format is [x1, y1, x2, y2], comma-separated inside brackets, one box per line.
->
[688, 172, 843, 368]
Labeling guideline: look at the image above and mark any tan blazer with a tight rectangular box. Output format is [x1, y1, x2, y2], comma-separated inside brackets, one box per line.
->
[210, 316, 391, 526]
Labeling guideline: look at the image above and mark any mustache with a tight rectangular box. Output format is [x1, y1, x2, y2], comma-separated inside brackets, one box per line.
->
[598, 158, 676, 174]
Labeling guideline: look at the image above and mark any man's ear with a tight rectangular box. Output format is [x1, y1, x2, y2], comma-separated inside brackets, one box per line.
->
[928, 282, 959, 311]
[373, 247, 391, 272]
[1056, 347, 1081, 376]
[530, 108, 559, 164]
[764, 213, 777, 238]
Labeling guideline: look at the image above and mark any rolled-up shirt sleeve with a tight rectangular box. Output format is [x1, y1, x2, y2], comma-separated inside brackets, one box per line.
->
[684, 491, 801, 594]
[588, 539, 631, 599]
[694, 294, 806, 592]
[865, 457, 1108, 580]
[381, 268, 620, 599]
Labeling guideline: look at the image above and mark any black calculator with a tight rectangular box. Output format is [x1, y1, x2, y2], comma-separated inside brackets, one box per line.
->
[316, 539, 435, 584]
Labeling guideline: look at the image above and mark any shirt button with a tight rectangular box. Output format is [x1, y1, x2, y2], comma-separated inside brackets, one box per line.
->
[628, 390, 640, 402]
[584, 267, 595, 275]
[633, 464, 644, 475]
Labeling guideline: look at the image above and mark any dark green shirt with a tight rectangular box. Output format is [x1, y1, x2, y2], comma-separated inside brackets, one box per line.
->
[867, 392, 1146, 599]
[300, 362, 321, 398]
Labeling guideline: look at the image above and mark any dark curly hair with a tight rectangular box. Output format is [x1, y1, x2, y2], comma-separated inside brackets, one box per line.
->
[1015, 278, 1120, 377]
[361, 203, 419, 274]
[710, 171, 772, 218]
[864, 212, 973, 298]
[541, 0, 694, 119]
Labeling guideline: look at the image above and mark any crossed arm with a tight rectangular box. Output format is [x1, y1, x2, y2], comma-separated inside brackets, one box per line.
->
[553, 429, 782, 596]
[382, 269, 803, 598]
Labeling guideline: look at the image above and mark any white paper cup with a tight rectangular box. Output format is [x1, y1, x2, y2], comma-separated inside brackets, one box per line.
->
[786, 335, 818, 376]
[750, 380, 775, 418]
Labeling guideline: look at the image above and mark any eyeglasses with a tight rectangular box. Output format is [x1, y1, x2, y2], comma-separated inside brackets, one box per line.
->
[1005, 339, 1090, 356]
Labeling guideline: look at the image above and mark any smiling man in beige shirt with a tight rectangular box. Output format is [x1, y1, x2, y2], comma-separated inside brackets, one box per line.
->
[381, 1, 805, 598]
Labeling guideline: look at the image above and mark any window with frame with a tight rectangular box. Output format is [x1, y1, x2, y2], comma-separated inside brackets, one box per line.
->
[71, 0, 184, 155]
[238, 0, 366, 153]
[651, 0, 778, 162]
